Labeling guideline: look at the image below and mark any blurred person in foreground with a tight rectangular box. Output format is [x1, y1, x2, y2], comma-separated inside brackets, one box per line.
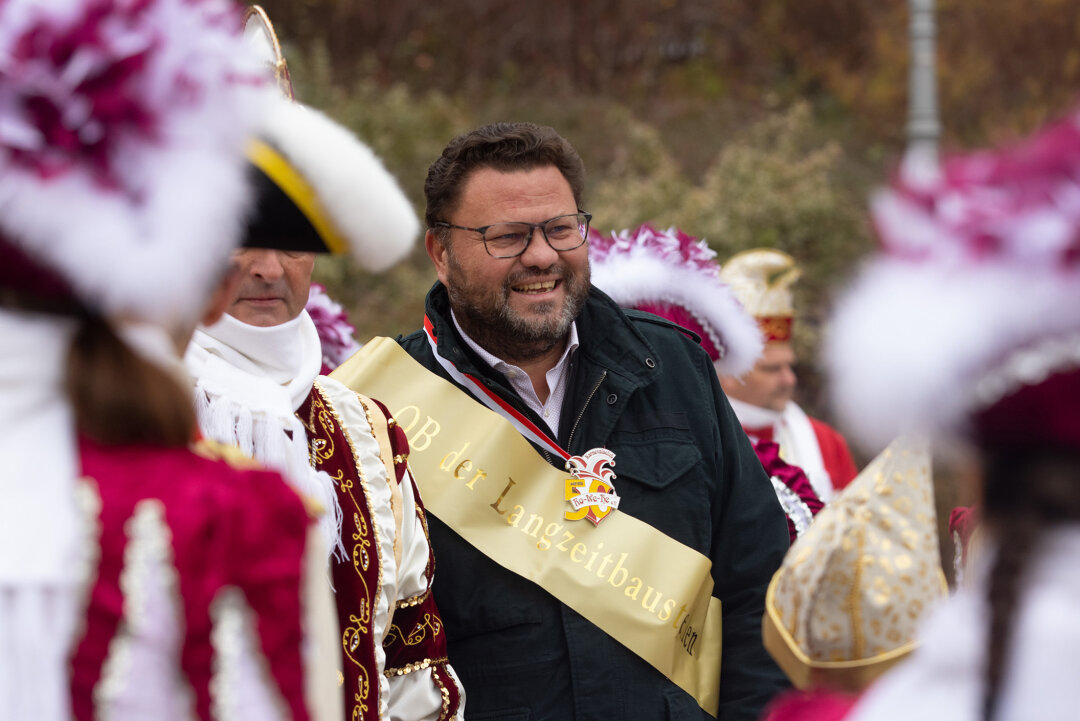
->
[824, 105, 1080, 721]
[718, 250, 858, 502]
[333, 122, 790, 720]
[0, 0, 340, 718]
[183, 9, 465, 720]
[589, 224, 825, 544]
[758, 436, 948, 721]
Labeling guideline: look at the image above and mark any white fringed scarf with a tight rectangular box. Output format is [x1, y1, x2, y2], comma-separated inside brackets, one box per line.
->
[185, 311, 344, 560]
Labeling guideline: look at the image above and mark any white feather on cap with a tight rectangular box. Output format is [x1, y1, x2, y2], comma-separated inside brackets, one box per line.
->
[826, 109, 1080, 453]
[589, 225, 764, 376]
[0, 0, 272, 324]
[256, 99, 419, 271]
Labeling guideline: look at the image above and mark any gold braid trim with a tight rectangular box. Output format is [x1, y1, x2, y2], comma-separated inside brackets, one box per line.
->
[355, 393, 404, 572]
[383, 656, 450, 678]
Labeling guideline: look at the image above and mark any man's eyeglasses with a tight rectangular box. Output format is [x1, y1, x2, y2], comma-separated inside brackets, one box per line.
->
[432, 212, 592, 259]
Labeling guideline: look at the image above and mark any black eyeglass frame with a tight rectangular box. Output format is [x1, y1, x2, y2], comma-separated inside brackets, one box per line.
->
[432, 211, 592, 259]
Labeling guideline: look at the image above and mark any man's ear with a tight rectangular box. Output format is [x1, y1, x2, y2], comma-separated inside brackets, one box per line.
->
[426, 229, 451, 285]
[201, 263, 242, 326]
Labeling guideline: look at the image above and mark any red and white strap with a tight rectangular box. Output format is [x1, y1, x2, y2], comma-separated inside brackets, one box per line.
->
[424, 315, 570, 463]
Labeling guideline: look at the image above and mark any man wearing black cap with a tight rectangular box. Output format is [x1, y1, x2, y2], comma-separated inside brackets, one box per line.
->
[183, 23, 465, 719]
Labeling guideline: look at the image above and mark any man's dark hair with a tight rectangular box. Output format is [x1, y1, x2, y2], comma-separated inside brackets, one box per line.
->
[424, 122, 586, 230]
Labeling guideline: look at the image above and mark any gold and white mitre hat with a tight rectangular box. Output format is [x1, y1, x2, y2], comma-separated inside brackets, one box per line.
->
[762, 435, 947, 691]
[719, 249, 800, 342]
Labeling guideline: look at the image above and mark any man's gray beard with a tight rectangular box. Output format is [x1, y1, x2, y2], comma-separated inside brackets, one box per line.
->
[449, 277, 588, 364]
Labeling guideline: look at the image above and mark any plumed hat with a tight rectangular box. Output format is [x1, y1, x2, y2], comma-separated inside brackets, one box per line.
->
[826, 108, 1080, 453]
[588, 225, 764, 376]
[0, 0, 270, 324]
[719, 248, 800, 343]
[238, 7, 419, 270]
[762, 435, 948, 692]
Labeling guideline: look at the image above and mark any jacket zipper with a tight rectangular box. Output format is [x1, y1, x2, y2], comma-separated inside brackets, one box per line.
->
[565, 370, 608, 461]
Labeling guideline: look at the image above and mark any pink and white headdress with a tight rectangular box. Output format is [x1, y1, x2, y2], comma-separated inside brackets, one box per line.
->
[306, 282, 362, 372]
[0, 0, 271, 324]
[589, 224, 764, 376]
[826, 108, 1080, 452]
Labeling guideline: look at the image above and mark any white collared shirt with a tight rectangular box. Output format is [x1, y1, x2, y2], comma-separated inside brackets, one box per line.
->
[451, 311, 579, 439]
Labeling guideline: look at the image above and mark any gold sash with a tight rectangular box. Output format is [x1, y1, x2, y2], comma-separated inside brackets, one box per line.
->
[332, 337, 723, 716]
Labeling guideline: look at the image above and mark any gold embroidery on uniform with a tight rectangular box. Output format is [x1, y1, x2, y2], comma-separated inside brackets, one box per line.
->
[395, 589, 431, 609]
[430, 664, 454, 721]
[382, 656, 451, 677]
[409, 470, 436, 581]
[191, 437, 263, 470]
[301, 381, 388, 721]
[384, 612, 443, 649]
[357, 394, 404, 573]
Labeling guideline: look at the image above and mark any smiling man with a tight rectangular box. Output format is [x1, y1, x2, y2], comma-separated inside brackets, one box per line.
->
[395, 122, 790, 721]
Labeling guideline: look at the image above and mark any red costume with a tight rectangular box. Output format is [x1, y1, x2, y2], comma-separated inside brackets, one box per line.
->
[754, 439, 825, 543]
[762, 690, 859, 721]
[297, 383, 462, 721]
[808, 417, 859, 492]
[70, 438, 319, 720]
[735, 400, 859, 500]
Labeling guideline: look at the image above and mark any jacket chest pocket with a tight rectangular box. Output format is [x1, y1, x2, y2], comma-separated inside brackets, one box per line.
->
[606, 412, 703, 491]
[603, 413, 711, 547]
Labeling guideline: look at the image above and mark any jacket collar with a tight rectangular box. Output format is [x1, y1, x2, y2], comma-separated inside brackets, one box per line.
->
[422, 281, 661, 389]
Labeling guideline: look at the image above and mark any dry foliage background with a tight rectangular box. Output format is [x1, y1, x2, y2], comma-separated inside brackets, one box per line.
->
[251, 1, 1080, 579]
[256, 0, 1079, 440]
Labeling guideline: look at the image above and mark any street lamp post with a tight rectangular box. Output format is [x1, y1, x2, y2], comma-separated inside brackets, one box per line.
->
[906, 0, 939, 173]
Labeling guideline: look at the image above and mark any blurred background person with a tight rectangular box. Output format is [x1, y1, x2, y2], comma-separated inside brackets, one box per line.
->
[827, 103, 1080, 721]
[759, 436, 948, 721]
[0, 0, 338, 718]
[719, 249, 859, 502]
[590, 224, 824, 543]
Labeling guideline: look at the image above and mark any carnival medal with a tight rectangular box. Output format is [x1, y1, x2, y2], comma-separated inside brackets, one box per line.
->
[564, 448, 619, 525]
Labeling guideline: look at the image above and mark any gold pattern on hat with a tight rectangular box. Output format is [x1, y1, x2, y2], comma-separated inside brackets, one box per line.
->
[762, 435, 948, 691]
[719, 249, 800, 321]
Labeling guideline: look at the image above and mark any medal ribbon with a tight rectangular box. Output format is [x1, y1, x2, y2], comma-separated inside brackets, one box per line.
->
[423, 315, 570, 462]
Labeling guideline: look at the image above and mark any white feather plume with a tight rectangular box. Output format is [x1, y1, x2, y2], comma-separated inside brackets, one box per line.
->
[590, 226, 764, 376]
[259, 100, 419, 271]
[826, 256, 1080, 453]
[0, 0, 272, 324]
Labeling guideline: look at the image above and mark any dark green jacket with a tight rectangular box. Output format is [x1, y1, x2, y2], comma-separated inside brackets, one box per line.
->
[398, 282, 790, 721]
